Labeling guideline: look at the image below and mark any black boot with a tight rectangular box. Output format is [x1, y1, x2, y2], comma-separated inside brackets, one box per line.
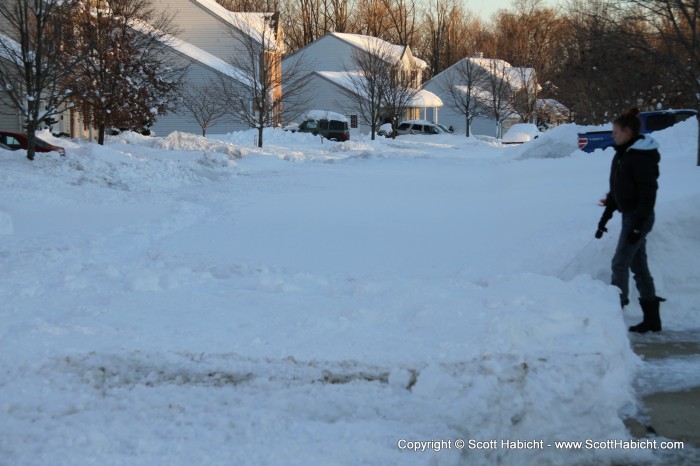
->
[629, 298, 662, 333]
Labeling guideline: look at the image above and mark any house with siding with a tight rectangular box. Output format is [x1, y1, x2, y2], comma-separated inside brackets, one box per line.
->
[0, 55, 20, 132]
[146, 0, 286, 136]
[282, 32, 442, 137]
[1, 1, 284, 138]
[422, 56, 535, 137]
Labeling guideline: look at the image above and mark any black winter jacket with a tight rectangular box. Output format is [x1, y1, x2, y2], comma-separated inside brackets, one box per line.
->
[602, 134, 660, 228]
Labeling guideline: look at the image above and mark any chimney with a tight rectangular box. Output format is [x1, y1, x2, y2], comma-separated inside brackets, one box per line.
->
[473, 52, 483, 59]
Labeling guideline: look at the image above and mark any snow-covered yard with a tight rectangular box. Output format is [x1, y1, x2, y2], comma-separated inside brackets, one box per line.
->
[1, 121, 698, 465]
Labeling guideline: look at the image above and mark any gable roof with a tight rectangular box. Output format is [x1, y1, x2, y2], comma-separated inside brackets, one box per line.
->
[329, 33, 427, 69]
[192, 0, 282, 51]
[128, 20, 253, 87]
[163, 34, 253, 87]
[424, 57, 534, 91]
[0, 32, 21, 61]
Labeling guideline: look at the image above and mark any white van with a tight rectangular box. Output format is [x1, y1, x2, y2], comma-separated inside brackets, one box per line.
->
[395, 120, 444, 136]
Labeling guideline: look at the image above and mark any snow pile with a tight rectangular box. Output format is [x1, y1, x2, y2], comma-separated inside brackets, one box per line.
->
[1, 118, 698, 465]
[304, 109, 349, 122]
[517, 123, 581, 159]
[154, 131, 247, 159]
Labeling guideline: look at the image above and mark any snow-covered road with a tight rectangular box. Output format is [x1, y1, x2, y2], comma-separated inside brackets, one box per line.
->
[1, 123, 698, 465]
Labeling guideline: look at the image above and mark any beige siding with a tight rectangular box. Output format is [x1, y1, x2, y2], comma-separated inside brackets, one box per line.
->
[0, 99, 21, 131]
[0, 51, 22, 131]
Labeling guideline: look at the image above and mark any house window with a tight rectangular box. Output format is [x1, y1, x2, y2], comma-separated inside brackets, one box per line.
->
[350, 115, 358, 129]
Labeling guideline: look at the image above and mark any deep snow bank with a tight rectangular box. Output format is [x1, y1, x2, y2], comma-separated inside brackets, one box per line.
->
[2, 119, 698, 465]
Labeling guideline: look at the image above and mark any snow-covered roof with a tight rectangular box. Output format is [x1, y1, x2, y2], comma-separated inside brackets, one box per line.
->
[410, 89, 442, 107]
[0, 32, 21, 61]
[128, 21, 253, 87]
[304, 109, 349, 122]
[331, 33, 427, 69]
[452, 85, 496, 101]
[536, 99, 570, 119]
[426, 57, 534, 91]
[163, 34, 253, 87]
[193, 0, 281, 51]
[316, 71, 441, 108]
[316, 70, 364, 95]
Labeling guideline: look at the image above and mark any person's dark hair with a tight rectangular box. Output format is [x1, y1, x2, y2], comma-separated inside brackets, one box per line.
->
[613, 108, 642, 136]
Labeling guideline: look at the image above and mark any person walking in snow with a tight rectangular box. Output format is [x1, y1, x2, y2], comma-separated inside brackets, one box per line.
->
[595, 108, 664, 333]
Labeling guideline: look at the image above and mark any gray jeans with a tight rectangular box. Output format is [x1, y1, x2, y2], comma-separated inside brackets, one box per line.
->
[611, 212, 656, 302]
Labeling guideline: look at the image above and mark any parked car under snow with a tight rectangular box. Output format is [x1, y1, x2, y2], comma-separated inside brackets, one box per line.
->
[501, 123, 540, 144]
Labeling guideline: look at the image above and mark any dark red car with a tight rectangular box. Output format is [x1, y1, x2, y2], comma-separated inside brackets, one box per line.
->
[0, 131, 66, 156]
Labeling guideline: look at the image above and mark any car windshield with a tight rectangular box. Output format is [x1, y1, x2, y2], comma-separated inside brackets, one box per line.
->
[398, 123, 411, 130]
[35, 138, 54, 148]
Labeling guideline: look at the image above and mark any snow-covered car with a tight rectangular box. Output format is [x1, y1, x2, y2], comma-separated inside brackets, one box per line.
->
[377, 123, 394, 137]
[0, 131, 66, 156]
[435, 123, 454, 134]
[501, 123, 540, 144]
[395, 120, 443, 135]
[296, 110, 350, 141]
[283, 122, 300, 132]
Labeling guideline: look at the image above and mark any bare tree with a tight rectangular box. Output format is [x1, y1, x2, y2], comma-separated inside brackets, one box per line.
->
[419, 0, 479, 77]
[218, 15, 278, 148]
[219, 12, 310, 147]
[180, 81, 229, 136]
[423, 0, 453, 77]
[329, 0, 351, 33]
[341, 41, 392, 139]
[217, 0, 281, 11]
[353, 0, 391, 40]
[382, 65, 419, 137]
[619, 0, 700, 165]
[66, 0, 186, 145]
[0, 0, 76, 160]
[510, 66, 538, 123]
[482, 59, 515, 138]
[440, 58, 490, 136]
[552, 0, 656, 124]
[380, 0, 417, 46]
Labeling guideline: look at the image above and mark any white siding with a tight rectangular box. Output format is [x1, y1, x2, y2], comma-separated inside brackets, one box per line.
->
[151, 56, 249, 137]
[423, 71, 499, 137]
[151, 0, 251, 62]
[283, 35, 364, 74]
[282, 73, 369, 137]
[424, 96, 497, 137]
